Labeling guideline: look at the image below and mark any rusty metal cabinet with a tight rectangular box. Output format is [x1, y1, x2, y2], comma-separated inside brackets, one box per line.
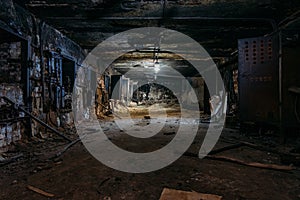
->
[238, 35, 280, 125]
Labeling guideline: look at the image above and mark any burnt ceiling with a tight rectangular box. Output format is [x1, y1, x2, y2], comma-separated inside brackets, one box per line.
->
[10, 0, 300, 77]
[12, 0, 300, 51]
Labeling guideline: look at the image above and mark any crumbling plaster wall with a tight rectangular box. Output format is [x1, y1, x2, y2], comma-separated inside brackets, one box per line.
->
[0, 42, 24, 148]
[0, 0, 86, 149]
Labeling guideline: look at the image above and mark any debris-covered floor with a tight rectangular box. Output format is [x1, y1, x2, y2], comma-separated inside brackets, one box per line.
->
[1, 105, 300, 200]
[1, 1, 300, 199]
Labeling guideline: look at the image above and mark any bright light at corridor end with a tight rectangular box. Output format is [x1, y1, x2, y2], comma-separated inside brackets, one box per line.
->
[73, 27, 227, 173]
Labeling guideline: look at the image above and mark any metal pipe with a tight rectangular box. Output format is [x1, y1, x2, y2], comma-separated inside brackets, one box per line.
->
[40, 22, 46, 112]
[278, 31, 283, 142]
[45, 16, 277, 30]
[46, 16, 276, 22]
[266, 11, 300, 38]
[0, 96, 72, 142]
[278, 10, 300, 31]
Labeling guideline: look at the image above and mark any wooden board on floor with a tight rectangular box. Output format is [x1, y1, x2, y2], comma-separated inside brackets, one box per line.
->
[159, 188, 222, 200]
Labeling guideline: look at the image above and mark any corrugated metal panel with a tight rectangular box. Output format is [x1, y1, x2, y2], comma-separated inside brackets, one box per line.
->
[238, 35, 280, 124]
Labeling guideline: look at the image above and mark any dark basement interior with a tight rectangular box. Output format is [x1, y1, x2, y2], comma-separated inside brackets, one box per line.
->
[0, 0, 300, 199]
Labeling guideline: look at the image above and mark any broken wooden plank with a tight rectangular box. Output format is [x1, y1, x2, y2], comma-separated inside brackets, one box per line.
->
[206, 155, 295, 171]
[183, 152, 295, 171]
[27, 185, 55, 198]
[159, 188, 222, 200]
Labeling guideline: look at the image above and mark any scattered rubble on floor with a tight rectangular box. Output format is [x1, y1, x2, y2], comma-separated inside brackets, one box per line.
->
[0, 118, 300, 199]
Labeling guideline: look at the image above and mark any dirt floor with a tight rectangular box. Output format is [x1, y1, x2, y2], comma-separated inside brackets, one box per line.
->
[1, 105, 300, 200]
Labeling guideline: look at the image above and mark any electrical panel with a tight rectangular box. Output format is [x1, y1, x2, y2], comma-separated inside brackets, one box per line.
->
[238, 35, 280, 124]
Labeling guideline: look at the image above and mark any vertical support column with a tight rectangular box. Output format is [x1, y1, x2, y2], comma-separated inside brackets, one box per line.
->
[278, 31, 284, 143]
[204, 83, 211, 115]
[59, 57, 63, 86]
[21, 39, 32, 136]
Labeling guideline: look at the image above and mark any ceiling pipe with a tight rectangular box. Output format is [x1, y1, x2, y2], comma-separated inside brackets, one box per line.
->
[46, 16, 277, 29]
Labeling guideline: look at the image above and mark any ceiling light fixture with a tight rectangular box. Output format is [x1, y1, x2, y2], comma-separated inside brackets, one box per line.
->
[153, 47, 160, 73]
